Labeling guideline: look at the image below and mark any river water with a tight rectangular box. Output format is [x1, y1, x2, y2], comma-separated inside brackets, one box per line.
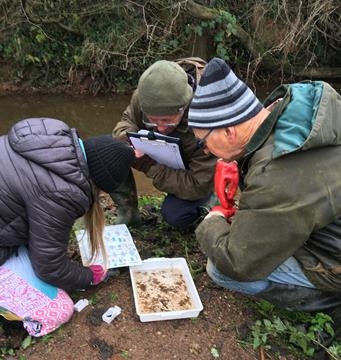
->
[0, 92, 161, 194]
[0, 93, 131, 137]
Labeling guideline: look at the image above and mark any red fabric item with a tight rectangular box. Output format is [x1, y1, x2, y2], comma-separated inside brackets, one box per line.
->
[214, 160, 239, 209]
[89, 265, 107, 285]
[212, 160, 239, 219]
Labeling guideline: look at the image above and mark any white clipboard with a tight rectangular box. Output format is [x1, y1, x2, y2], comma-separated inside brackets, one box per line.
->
[127, 130, 186, 170]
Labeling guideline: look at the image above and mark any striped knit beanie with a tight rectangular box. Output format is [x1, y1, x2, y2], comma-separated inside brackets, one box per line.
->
[83, 135, 135, 193]
[188, 58, 263, 129]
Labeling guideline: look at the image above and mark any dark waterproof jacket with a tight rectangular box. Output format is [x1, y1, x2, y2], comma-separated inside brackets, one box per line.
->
[0, 118, 93, 291]
[196, 81, 341, 292]
[113, 90, 217, 200]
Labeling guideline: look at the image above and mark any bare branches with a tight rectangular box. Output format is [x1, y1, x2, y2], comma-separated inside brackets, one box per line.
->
[20, 0, 83, 36]
[225, 0, 340, 79]
[1, 0, 340, 92]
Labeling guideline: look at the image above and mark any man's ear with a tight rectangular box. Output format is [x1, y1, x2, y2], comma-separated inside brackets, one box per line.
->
[223, 126, 237, 144]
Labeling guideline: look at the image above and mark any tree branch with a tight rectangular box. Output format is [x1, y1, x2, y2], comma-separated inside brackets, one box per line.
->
[20, 0, 83, 37]
[185, 0, 341, 79]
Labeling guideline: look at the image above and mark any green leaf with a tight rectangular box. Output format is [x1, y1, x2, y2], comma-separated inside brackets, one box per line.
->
[21, 336, 32, 350]
[194, 26, 203, 36]
[209, 20, 216, 29]
[35, 32, 46, 43]
[252, 336, 263, 349]
[263, 319, 273, 329]
[25, 54, 40, 64]
[272, 317, 286, 331]
[214, 31, 224, 43]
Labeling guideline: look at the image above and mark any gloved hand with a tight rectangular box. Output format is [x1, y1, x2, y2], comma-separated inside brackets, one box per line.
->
[132, 154, 156, 173]
[89, 264, 108, 285]
[214, 160, 239, 209]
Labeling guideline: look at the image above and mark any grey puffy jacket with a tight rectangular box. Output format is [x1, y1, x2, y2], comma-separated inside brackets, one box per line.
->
[0, 118, 93, 291]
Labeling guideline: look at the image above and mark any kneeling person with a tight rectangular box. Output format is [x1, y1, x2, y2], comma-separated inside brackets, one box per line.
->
[112, 59, 217, 229]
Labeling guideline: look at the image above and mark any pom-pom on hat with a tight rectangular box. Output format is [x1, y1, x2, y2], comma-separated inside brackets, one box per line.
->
[83, 135, 135, 193]
[137, 60, 193, 115]
[188, 58, 263, 129]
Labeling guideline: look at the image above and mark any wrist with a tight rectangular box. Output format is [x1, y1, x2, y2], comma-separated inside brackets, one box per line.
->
[205, 211, 226, 219]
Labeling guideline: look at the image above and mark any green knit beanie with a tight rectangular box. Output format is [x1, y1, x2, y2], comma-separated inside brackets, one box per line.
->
[137, 60, 193, 115]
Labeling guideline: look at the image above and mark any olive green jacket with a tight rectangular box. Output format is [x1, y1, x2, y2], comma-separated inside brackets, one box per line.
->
[196, 81, 341, 292]
[113, 90, 216, 200]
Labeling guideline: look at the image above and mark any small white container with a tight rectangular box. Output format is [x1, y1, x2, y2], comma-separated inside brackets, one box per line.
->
[129, 257, 203, 322]
[102, 306, 121, 323]
[74, 299, 89, 312]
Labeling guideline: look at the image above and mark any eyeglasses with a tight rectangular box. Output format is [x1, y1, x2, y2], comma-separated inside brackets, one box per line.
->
[143, 120, 178, 128]
[196, 129, 214, 149]
[142, 107, 185, 128]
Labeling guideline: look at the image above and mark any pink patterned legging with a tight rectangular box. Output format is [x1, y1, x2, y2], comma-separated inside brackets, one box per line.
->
[0, 247, 74, 337]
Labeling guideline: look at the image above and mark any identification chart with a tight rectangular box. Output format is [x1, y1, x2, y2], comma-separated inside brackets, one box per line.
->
[76, 224, 142, 268]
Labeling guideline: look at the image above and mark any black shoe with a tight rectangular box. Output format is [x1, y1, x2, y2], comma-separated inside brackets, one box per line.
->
[0, 318, 26, 350]
[198, 193, 218, 215]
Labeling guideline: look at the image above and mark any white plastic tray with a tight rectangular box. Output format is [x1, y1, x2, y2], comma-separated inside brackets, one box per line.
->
[129, 257, 203, 322]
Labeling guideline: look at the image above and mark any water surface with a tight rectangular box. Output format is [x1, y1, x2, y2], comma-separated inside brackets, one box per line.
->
[0, 92, 160, 194]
